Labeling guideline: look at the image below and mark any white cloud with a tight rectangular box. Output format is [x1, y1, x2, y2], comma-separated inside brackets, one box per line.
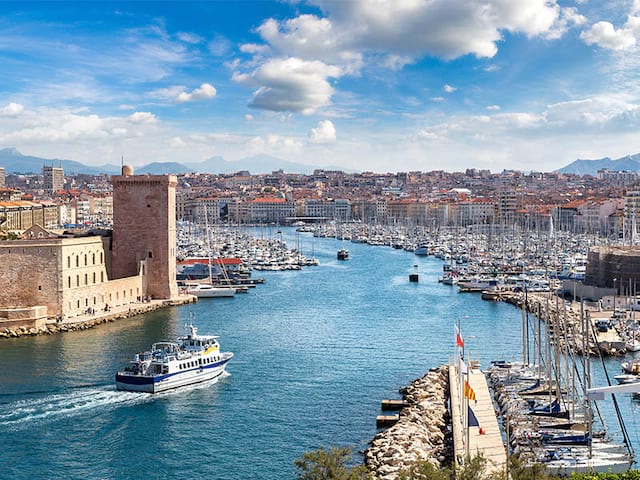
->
[306, 0, 581, 59]
[248, 134, 303, 154]
[208, 35, 232, 56]
[0, 102, 24, 116]
[169, 136, 187, 147]
[128, 111, 157, 124]
[431, 96, 445, 102]
[486, 105, 501, 111]
[256, 15, 362, 72]
[309, 120, 336, 143]
[233, 57, 342, 114]
[235, 0, 581, 115]
[581, 21, 637, 50]
[176, 32, 203, 44]
[444, 84, 456, 93]
[245, 114, 254, 121]
[175, 83, 217, 103]
[240, 43, 270, 55]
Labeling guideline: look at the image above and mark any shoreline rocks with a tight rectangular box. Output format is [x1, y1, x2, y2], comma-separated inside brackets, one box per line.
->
[365, 365, 452, 479]
[0, 297, 195, 339]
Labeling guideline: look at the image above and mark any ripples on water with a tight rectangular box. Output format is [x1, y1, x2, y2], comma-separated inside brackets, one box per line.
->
[0, 227, 638, 479]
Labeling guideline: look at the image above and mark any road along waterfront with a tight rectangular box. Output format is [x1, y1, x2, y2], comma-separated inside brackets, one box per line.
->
[1, 227, 639, 479]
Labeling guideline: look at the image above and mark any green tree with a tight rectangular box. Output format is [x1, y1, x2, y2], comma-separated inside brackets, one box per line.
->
[398, 459, 450, 480]
[294, 446, 372, 480]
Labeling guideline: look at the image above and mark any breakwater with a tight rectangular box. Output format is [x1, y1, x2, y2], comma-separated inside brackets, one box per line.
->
[365, 366, 452, 479]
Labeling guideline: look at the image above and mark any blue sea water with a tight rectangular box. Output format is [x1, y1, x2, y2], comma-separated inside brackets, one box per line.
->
[1, 227, 640, 479]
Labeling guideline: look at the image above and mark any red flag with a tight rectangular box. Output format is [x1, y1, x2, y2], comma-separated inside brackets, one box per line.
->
[455, 325, 464, 348]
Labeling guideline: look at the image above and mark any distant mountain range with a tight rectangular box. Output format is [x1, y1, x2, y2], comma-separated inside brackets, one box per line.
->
[556, 153, 640, 175]
[0, 147, 347, 175]
[7, 145, 638, 177]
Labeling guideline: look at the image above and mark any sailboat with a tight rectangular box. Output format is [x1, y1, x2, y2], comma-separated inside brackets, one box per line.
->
[186, 209, 236, 299]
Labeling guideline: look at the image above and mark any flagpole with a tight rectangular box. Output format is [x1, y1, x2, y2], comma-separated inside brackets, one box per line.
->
[465, 353, 470, 459]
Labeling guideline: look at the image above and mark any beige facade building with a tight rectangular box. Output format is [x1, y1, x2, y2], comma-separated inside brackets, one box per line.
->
[0, 165, 179, 323]
[0, 167, 4, 188]
[0, 231, 143, 318]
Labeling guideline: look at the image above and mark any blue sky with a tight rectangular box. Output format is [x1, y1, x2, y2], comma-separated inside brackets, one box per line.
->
[1, 0, 639, 173]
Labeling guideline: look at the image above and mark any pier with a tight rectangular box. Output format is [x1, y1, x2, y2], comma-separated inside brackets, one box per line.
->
[449, 362, 506, 475]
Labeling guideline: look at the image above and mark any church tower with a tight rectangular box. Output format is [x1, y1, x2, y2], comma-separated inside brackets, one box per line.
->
[111, 165, 178, 299]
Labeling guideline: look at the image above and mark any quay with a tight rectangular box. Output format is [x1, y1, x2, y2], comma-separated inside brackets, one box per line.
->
[0, 295, 196, 339]
[449, 362, 506, 475]
[496, 290, 626, 356]
[381, 399, 409, 410]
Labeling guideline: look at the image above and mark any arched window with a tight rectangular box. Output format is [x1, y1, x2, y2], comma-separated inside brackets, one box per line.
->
[76, 275, 79, 286]
[92, 272, 96, 283]
[101, 271, 104, 282]
[84, 254, 87, 266]
[67, 256, 71, 268]
[76, 256, 79, 267]
[68, 276, 71, 288]
[92, 253, 96, 264]
[84, 273, 88, 285]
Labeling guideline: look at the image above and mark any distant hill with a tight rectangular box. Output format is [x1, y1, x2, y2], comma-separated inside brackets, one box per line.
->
[0, 147, 349, 175]
[557, 153, 640, 175]
[0, 147, 116, 175]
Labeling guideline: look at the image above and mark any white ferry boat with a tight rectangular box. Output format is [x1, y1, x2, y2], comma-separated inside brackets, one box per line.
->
[115, 324, 233, 393]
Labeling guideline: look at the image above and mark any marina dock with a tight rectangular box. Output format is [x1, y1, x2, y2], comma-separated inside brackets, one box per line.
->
[449, 363, 506, 475]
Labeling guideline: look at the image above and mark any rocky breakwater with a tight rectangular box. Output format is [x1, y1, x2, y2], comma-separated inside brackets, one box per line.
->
[0, 297, 196, 339]
[365, 366, 452, 479]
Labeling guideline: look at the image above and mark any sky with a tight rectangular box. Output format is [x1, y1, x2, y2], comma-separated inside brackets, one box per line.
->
[1, 0, 640, 173]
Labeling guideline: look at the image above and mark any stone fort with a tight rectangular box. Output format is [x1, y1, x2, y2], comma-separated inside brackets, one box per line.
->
[0, 166, 179, 327]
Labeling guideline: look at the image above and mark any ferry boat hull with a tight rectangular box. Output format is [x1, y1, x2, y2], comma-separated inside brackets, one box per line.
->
[116, 354, 233, 393]
[115, 324, 233, 393]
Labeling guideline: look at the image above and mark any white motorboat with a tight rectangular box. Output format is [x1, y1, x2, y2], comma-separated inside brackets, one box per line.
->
[414, 243, 429, 255]
[187, 283, 236, 298]
[115, 324, 233, 393]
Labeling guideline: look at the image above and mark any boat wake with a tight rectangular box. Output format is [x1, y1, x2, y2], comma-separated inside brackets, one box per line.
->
[0, 372, 231, 429]
[0, 386, 150, 428]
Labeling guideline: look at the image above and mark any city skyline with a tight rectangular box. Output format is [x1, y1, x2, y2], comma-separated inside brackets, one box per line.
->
[0, 1, 639, 173]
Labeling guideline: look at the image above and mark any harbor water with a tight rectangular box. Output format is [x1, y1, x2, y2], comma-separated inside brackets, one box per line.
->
[1, 227, 639, 479]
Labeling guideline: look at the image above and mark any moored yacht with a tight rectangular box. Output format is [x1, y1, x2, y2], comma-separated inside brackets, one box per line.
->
[186, 283, 236, 298]
[115, 324, 233, 393]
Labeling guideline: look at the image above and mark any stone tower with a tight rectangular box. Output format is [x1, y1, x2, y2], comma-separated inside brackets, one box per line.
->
[111, 165, 178, 299]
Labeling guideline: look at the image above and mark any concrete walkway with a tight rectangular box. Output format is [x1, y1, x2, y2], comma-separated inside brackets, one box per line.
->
[449, 363, 507, 476]
[52, 295, 196, 327]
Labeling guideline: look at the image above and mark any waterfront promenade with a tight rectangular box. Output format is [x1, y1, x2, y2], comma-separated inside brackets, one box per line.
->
[0, 295, 196, 338]
[449, 362, 506, 475]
